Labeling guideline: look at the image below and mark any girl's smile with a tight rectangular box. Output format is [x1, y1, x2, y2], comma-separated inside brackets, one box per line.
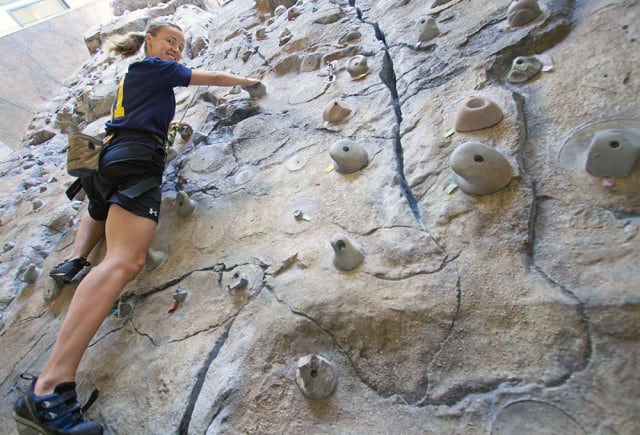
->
[145, 26, 185, 62]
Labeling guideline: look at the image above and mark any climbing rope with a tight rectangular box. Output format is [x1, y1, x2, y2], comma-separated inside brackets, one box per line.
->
[166, 7, 242, 149]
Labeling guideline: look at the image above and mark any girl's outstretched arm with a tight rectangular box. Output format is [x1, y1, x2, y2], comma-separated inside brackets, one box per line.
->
[190, 70, 260, 87]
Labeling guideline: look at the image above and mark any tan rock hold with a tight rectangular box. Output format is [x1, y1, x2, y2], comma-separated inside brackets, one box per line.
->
[323, 101, 352, 124]
[346, 55, 369, 80]
[338, 29, 362, 46]
[454, 96, 504, 132]
[300, 53, 323, 72]
[450, 142, 513, 195]
[275, 55, 302, 76]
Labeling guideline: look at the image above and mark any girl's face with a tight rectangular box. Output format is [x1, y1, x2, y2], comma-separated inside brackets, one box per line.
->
[145, 26, 185, 62]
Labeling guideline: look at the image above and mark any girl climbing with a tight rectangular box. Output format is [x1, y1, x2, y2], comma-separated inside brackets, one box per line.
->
[13, 21, 262, 434]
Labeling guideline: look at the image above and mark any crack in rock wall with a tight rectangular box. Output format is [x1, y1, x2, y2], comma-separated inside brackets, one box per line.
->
[0, 0, 638, 433]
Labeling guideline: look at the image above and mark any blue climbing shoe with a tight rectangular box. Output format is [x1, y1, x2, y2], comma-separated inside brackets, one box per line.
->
[49, 258, 90, 283]
[13, 376, 103, 435]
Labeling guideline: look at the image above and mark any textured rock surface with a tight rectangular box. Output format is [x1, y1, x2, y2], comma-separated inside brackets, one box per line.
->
[0, 0, 639, 433]
[0, 0, 112, 151]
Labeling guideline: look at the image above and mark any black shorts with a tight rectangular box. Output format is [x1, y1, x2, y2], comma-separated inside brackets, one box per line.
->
[81, 137, 166, 223]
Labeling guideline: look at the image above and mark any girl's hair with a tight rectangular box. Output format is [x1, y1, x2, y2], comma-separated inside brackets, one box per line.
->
[109, 21, 183, 58]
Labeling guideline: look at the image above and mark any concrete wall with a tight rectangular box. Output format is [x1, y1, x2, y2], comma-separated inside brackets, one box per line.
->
[0, 0, 111, 159]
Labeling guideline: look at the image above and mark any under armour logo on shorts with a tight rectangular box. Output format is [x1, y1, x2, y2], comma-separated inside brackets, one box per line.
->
[149, 208, 158, 217]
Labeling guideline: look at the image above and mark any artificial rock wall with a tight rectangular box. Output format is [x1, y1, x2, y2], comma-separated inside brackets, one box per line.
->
[0, 0, 639, 433]
[0, 0, 112, 153]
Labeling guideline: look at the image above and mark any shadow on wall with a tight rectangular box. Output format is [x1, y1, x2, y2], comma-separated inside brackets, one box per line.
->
[0, 0, 112, 155]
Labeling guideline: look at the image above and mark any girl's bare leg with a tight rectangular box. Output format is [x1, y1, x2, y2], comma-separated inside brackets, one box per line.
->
[69, 212, 106, 260]
[35, 204, 157, 395]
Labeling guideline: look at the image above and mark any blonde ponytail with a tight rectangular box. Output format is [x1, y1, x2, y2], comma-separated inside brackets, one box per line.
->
[108, 21, 183, 58]
[109, 32, 145, 58]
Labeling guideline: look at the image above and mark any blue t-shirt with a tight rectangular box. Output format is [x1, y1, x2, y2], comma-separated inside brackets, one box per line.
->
[106, 57, 192, 141]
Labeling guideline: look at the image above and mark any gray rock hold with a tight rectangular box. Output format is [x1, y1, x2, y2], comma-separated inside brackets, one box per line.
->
[416, 16, 439, 43]
[313, 9, 343, 25]
[242, 82, 267, 99]
[450, 142, 513, 195]
[287, 6, 301, 20]
[507, 0, 541, 27]
[329, 139, 369, 173]
[492, 400, 584, 435]
[507, 55, 543, 83]
[228, 276, 248, 291]
[295, 354, 337, 400]
[255, 27, 267, 40]
[172, 288, 188, 303]
[331, 234, 364, 271]
[454, 96, 504, 132]
[21, 264, 40, 283]
[585, 128, 640, 178]
[176, 191, 196, 217]
[146, 249, 167, 270]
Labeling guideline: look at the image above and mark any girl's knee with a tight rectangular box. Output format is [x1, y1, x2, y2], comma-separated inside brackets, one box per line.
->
[124, 255, 147, 278]
[127, 259, 146, 278]
[105, 255, 146, 281]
